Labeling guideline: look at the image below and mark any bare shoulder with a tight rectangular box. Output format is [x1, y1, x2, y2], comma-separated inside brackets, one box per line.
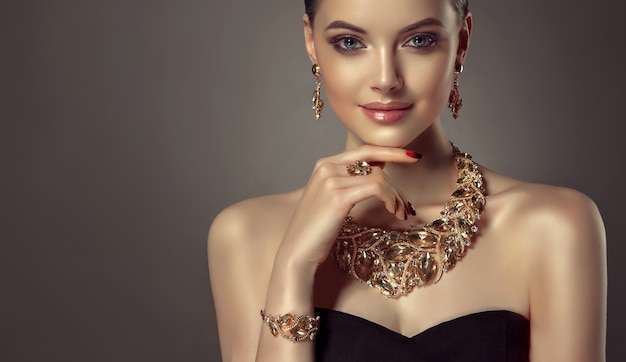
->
[481, 168, 606, 360]
[207, 188, 303, 287]
[208, 189, 302, 250]
[481, 167, 606, 281]
[207, 189, 302, 361]
[482, 168, 604, 243]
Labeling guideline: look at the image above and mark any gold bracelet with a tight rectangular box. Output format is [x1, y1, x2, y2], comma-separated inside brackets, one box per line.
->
[260, 310, 320, 342]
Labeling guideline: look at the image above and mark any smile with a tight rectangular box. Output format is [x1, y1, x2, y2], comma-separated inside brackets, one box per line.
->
[360, 102, 413, 124]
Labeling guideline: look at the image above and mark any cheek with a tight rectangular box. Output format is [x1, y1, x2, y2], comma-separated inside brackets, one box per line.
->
[317, 62, 368, 121]
[404, 56, 453, 102]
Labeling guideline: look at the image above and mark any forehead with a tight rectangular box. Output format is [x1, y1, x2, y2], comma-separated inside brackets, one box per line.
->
[314, 0, 458, 30]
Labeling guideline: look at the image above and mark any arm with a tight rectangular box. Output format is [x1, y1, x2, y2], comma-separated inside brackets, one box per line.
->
[208, 204, 332, 362]
[528, 189, 607, 361]
[209, 146, 420, 362]
[255, 147, 422, 361]
[208, 204, 271, 362]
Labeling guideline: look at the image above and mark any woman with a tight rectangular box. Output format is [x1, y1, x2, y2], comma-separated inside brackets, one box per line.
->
[208, 0, 607, 360]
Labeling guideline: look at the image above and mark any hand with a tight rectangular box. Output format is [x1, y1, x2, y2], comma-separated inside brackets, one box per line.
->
[275, 145, 421, 271]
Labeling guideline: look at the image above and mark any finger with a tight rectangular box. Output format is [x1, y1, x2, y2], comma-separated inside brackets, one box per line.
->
[340, 166, 411, 219]
[321, 166, 410, 219]
[339, 181, 408, 220]
[310, 161, 410, 220]
[335, 145, 422, 165]
[381, 171, 414, 217]
[330, 177, 407, 221]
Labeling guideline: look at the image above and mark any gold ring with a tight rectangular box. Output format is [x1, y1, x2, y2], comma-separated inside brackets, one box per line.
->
[346, 160, 372, 176]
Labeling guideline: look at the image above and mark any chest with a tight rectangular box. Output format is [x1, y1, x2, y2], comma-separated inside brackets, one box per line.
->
[313, 224, 530, 337]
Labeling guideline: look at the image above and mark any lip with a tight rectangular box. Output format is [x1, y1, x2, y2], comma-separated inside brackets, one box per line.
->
[360, 102, 413, 124]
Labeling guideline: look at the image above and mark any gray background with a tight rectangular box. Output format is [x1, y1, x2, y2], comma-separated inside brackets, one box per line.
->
[2, 0, 624, 361]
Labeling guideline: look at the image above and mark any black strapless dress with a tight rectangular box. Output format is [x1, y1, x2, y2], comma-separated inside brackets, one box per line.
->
[314, 307, 529, 362]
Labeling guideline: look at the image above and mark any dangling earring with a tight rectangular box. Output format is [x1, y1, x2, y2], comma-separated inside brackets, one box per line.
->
[311, 64, 324, 121]
[448, 63, 464, 119]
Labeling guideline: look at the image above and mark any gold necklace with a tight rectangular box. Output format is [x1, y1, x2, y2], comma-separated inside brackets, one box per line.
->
[331, 145, 486, 298]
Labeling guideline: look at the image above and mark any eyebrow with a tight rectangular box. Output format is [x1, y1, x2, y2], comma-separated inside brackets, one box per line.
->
[325, 20, 367, 34]
[325, 17, 444, 35]
[399, 17, 444, 34]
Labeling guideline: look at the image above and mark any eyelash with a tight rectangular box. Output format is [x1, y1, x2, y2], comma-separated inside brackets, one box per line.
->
[329, 36, 366, 55]
[329, 33, 438, 55]
[402, 33, 438, 50]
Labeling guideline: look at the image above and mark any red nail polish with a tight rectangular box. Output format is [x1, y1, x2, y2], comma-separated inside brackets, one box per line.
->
[406, 150, 422, 159]
[408, 202, 417, 216]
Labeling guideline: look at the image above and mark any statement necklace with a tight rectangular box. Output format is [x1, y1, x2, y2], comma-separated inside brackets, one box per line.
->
[331, 145, 486, 298]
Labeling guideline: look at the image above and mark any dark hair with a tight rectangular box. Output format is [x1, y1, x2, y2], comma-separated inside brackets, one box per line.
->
[305, 0, 469, 26]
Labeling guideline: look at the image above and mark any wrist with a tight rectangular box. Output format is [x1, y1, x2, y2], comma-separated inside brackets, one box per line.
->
[264, 252, 318, 311]
[273, 245, 321, 281]
[260, 309, 320, 342]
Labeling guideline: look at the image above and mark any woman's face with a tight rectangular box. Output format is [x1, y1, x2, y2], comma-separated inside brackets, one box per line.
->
[304, 0, 470, 149]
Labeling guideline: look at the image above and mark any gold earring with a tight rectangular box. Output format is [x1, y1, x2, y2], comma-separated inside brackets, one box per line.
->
[311, 64, 324, 121]
[448, 64, 464, 119]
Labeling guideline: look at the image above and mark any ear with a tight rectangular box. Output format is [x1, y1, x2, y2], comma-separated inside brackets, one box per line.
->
[303, 14, 318, 65]
[456, 12, 473, 65]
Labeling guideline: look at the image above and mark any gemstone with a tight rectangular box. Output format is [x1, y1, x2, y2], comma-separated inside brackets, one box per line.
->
[293, 320, 314, 338]
[278, 314, 294, 326]
[373, 277, 396, 297]
[461, 211, 475, 224]
[458, 218, 470, 230]
[338, 252, 352, 271]
[417, 252, 438, 283]
[471, 195, 485, 212]
[388, 263, 404, 278]
[452, 187, 471, 198]
[455, 243, 466, 257]
[459, 230, 470, 240]
[408, 229, 438, 248]
[432, 219, 451, 232]
[331, 145, 485, 297]
[354, 250, 375, 281]
[447, 200, 465, 214]
[359, 234, 378, 248]
[269, 323, 279, 336]
[293, 327, 306, 337]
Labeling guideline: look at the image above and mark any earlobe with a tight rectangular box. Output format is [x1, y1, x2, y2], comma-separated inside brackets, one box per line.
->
[302, 14, 318, 65]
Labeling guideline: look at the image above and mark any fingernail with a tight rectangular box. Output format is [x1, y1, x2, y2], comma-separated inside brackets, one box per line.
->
[406, 150, 422, 159]
[408, 202, 417, 216]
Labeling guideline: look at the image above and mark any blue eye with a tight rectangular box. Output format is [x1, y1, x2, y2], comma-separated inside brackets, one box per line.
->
[404, 34, 437, 49]
[331, 36, 365, 53]
[342, 37, 359, 49]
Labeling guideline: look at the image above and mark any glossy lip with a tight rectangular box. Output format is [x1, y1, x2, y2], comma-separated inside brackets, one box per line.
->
[359, 102, 414, 124]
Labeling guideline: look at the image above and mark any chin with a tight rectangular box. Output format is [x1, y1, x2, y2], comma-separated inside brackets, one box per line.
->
[360, 130, 420, 149]
[360, 136, 413, 149]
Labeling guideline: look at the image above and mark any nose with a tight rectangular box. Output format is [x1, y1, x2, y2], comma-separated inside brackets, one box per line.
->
[370, 49, 403, 93]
